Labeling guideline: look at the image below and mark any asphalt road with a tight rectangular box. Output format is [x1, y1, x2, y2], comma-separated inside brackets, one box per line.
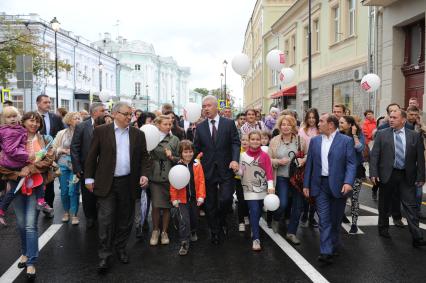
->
[1, 183, 426, 283]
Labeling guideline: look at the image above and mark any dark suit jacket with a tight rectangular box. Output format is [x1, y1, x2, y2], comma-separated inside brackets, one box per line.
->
[377, 121, 414, 131]
[71, 118, 93, 174]
[369, 127, 425, 185]
[84, 123, 151, 200]
[40, 112, 64, 138]
[194, 116, 240, 181]
[303, 132, 357, 198]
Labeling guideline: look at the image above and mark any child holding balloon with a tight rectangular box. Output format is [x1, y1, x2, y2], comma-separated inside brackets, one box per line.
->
[238, 130, 275, 251]
[170, 140, 206, 256]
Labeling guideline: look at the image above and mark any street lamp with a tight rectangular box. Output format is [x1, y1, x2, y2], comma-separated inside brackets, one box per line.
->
[220, 73, 224, 99]
[50, 17, 60, 109]
[98, 59, 103, 92]
[145, 84, 149, 111]
[308, 0, 312, 108]
[223, 60, 228, 101]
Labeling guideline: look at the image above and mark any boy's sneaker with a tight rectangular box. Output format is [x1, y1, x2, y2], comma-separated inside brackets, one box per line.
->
[349, 224, 358, 234]
[252, 239, 261, 251]
[178, 241, 189, 256]
[238, 223, 246, 232]
[37, 202, 54, 214]
[190, 232, 198, 242]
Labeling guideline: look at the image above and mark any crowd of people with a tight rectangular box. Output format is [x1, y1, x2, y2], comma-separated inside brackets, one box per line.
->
[0, 94, 425, 279]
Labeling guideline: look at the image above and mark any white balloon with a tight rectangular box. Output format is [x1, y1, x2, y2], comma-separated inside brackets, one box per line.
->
[184, 102, 202, 123]
[140, 124, 161, 151]
[266, 49, 285, 71]
[264, 194, 280, 211]
[261, 146, 269, 153]
[280, 68, 295, 84]
[168, 165, 190, 190]
[99, 90, 110, 102]
[360, 73, 381, 93]
[231, 53, 250, 76]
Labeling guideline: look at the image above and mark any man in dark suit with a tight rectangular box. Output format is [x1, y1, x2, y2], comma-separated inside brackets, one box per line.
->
[370, 109, 426, 246]
[303, 113, 356, 264]
[193, 95, 240, 244]
[36, 94, 64, 214]
[84, 102, 150, 272]
[70, 102, 105, 228]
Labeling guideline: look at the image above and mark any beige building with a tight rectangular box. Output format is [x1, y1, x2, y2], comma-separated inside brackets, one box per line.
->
[242, 0, 295, 111]
[262, 0, 371, 117]
[362, 0, 425, 115]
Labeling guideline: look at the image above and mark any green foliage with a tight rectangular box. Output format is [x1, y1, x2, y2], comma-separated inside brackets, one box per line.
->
[0, 18, 71, 87]
[193, 87, 209, 97]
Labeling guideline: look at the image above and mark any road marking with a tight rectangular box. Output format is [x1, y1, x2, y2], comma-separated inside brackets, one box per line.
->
[259, 218, 329, 283]
[0, 224, 62, 282]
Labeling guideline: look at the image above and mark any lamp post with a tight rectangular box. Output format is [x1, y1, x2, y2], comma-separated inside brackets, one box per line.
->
[220, 73, 224, 99]
[145, 84, 149, 111]
[308, 0, 312, 108]
[223, 60, 228, 101]
[98, 60, 104, 92]
[50, 17, 60, 109]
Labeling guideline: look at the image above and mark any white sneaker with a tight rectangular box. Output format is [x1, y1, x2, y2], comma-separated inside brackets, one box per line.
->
[161, 232, 170, 245]
[150, 230, 160, 246]
[252, 239, 261, 251]
[285, 233, 301, 245]
[244, 217, 250, 225]
[71, 216, 79, 225]
[238, 223, 246, 232]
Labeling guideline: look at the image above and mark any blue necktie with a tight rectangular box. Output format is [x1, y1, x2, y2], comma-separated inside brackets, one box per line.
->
[394, 130, 405, 169]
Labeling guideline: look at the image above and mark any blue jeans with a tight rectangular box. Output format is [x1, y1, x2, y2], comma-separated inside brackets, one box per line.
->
[59, 165, 80, 215]
[246, 200, 263, 240]
[274, 176, 303, 234]
[416, 186, 423, 212]
[11, 181, 40, 266]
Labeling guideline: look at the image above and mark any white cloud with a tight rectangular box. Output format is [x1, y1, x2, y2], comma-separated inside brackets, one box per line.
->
[2, 0, 254, 105]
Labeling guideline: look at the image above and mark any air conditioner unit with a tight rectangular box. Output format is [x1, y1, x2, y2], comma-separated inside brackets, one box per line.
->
[353, 68, 364, 81]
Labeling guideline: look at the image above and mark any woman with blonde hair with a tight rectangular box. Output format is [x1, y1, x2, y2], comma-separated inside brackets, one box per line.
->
[53, 112, 82, 225]
[149, 115, 180, 246]
[268, 115, 307, 245]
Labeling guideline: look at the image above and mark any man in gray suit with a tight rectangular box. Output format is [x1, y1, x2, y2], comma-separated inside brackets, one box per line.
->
[71, 102, 106, 228]
[370, 109, 426, 247]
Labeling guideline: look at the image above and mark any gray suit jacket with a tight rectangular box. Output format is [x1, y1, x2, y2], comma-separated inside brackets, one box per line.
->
[369, 127, 425, 185]
[71, 118, 93, 174]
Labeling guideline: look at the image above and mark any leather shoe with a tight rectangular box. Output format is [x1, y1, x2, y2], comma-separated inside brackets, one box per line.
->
[17, 262, 26, 268]
[97, 258, 109, 273]
[317, 254, 333, 264]
[393, 218, 405, 228]
[86, 218, 95, 229]
[211, 233, 220, 245]
[117, 250, 129, 264]
[412, 239, 426, 247]
[379, 229, 391, 238]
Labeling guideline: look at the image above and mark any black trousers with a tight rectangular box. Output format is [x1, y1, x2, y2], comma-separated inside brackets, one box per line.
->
[379, 169, 423, 240]
[97, 176, 134, 260]
[81, 174, 97, 220]
[44, 182, 55, 208]
[205, 177, 235, 235]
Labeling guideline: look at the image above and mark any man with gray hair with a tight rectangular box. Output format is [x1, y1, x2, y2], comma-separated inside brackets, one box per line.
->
[85, 101, 151, 272]
[194, 95, 241, 245]
[71, 102, 106, 229]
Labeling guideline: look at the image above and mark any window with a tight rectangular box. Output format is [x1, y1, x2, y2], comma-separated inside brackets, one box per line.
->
[333, 81, 354, 113]
[65, 59, 70, 80]
[314, 19, 320, 52]
[92, 68, 96, 86]
[135, 64, 141, 71]
[284, 39, 289, 58]
[135, 82, 141, 97]
[11, 95, 24, 112]
[303, 26, 309, 57]
[105, 73, 108, 89]
[333, 6, 341, 42]
[290, 35, 296, 65]
[61, 99, 70, 110]
[348, 0, 356, 36]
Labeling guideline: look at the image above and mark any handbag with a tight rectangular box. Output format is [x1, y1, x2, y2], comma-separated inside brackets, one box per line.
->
[289, 136, 305, 193]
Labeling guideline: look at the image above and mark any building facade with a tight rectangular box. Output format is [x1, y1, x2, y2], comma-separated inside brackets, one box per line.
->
[242, 0, 295, 111]
[0, 13, 118, 112]
[94, 34, 190, 115]
[363, 0, 425, 114]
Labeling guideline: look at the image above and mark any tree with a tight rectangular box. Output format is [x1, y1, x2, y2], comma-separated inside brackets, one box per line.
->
[193, 87, 209, 97]
[0, 17, 71, 87]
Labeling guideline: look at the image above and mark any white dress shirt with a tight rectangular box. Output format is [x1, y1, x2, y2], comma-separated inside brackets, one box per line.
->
[321, 130, 338, 176]
[208, 114, 220, 135]
[114, 122, 131, 177]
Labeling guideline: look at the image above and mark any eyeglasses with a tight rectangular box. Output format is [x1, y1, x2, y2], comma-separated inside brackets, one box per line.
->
[118, 111, 132, 117]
